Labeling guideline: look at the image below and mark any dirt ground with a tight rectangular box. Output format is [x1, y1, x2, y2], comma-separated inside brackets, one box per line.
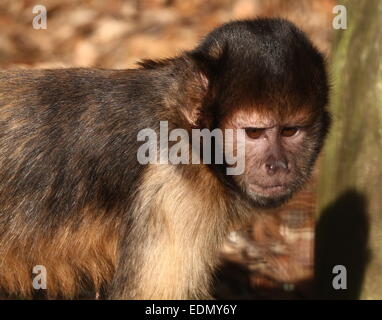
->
[0, 0, 336, 299]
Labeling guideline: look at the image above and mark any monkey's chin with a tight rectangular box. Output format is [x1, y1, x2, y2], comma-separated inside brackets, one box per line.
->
[246, 184, 293, 208]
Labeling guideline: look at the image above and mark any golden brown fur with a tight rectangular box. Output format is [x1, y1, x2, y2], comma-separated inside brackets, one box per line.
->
[113, 164, 249, 299]
[0, 207, 118, 298]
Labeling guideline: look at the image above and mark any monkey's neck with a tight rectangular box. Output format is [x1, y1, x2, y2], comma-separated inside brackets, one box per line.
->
[112, 163, 248, 299]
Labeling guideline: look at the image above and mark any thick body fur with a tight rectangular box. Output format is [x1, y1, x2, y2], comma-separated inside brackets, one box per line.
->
[0, 19, 330, 299]
[0, 66, 249, 299]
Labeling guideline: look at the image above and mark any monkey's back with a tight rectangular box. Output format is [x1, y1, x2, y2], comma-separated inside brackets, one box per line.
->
[0, 68, 162, 298]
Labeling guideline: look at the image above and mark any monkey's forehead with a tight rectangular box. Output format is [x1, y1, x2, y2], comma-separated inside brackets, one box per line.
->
[220, 107, 316, 128]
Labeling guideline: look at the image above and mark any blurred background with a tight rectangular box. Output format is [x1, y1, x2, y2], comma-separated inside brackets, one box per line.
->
[2, 0, 369, 299]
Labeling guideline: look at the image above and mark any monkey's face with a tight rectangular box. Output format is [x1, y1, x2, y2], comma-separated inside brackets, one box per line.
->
[189, 18, 331, 207]
[222, 108, 325, 208]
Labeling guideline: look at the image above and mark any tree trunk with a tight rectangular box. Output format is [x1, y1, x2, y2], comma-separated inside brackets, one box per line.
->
[316, 0, 382, 299]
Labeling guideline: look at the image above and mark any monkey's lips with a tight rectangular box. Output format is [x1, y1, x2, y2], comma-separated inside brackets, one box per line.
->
[249, 183, 288, 196]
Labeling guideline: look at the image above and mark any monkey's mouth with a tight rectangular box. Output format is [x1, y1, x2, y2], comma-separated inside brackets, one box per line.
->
[250, 183, 288, 196]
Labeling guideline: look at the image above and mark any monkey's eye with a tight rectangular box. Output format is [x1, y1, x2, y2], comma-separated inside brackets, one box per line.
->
[281, 127, 299, 137]
[245, 128, 265, 139]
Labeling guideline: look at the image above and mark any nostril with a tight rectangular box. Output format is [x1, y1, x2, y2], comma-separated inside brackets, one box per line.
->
[265, 160, 289, 175]
[265, 162, 277, 175]
[279, 160, 288, 170]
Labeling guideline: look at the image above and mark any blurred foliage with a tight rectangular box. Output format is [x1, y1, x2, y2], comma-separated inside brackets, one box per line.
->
[0, 0, 334, 68]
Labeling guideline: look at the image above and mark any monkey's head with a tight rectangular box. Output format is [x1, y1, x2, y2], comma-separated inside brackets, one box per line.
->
[188, 18, 331, 208]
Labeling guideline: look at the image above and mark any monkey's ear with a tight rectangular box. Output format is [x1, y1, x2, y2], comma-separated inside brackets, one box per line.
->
[177, 68, 211, 129]
[196, 70, 209, 92]
[187, 39, 225, 79]
[182, 42, 226, 128]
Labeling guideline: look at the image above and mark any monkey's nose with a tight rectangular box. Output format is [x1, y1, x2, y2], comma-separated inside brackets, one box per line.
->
[265, 160, 289, 175]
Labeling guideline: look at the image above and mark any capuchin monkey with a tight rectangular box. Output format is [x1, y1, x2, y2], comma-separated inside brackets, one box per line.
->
[0, 18, 330, 299]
